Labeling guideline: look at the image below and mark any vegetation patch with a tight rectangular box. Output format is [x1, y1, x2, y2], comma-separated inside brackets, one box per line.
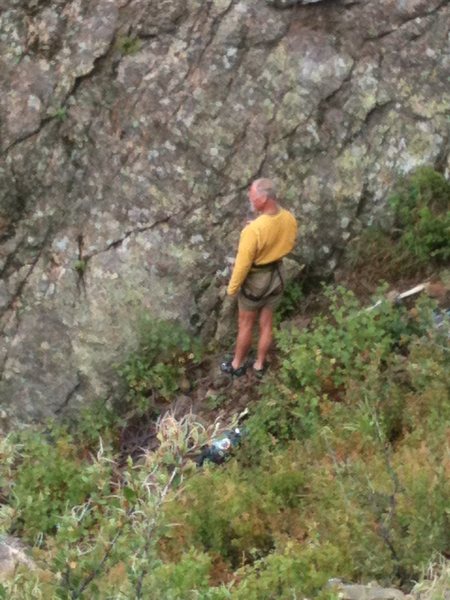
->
[341, 167, 450, 287]
[118, 317, 202, 416]
[116, 36, 142, 56]
[390, 167, 450, 265]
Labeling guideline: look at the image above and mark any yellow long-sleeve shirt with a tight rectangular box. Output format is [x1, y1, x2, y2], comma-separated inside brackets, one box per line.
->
[227, 208, 298, 296]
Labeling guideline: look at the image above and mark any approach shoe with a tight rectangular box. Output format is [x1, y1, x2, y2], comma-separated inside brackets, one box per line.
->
[253, 363, 268, 379]
[220, 360, 247, 377]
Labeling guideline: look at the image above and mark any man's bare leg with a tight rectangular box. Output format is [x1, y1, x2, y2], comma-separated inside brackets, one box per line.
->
[254, 306, 274, 370]
[232, 309, 258, 369]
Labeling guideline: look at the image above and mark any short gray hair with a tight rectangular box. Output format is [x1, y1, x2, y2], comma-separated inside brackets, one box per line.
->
[253, 178, 277, 201]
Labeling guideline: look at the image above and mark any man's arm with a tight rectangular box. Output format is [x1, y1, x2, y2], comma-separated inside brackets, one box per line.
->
[227, 227, 257, 296]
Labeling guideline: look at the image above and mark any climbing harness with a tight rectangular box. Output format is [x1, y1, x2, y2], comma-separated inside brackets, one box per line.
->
[241, 259, 284, 302]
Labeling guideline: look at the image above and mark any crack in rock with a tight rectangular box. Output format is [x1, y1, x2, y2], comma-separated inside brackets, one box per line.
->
[55, 376, 82, 415]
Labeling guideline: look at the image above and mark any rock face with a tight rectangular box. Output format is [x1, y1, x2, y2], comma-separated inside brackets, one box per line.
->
[330, 582, 408, 600]
[266, 0, 326, 7]
[0, 0, 449, 422]
[0, 536, 35, 580]
[327, 578, 450, 600]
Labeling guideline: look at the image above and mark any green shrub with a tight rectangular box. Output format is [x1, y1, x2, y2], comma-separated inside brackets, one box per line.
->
[390, 167, 450, 263]
[162, 449, 310, 569]
[1, 412, 212, 598]
[140, 550, 230, 599]
[277, 287, 401, 391]
[275, 279, 304, 323]
[8, 427, 112, 543]
[341, 167, 449, 282]
[118, 318, 201, 414]
[70, 398, 120, 448]
[242, 381, 321, 461]
[232, 541, 343, 600]
[244, 286, 435, 460]
[393, 457, 450, 578]
[73, 259, 87, 274]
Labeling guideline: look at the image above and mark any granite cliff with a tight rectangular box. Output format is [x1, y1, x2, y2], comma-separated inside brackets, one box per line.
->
[0, 0, 449, 421]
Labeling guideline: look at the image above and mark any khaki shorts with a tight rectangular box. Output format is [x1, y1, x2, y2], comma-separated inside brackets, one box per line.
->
[238, 264, 284, 312]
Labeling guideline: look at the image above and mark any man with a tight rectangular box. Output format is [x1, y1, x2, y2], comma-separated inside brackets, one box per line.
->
[221, 178, 298, 377]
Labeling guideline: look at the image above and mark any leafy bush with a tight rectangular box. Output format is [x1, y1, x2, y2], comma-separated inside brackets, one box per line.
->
[140, 549, 231, 599]
[390, 167, 450, 263]
[0, 412, 211, 598]
[275, 279, 304, 323]
[277, 287, 403, 389]
[240, 381, 321, 462]
[341, 168, 450, 284]
[231, 541, 344, 600]
[70, 398, 120, 448]
[244, 286, 418, 458]
[118, 317, 201, 414]
[7, 427, 112, 543]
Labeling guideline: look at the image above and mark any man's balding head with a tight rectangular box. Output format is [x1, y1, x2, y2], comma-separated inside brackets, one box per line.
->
[252, 178, 277, 201]
[248, 178, 279, 214]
